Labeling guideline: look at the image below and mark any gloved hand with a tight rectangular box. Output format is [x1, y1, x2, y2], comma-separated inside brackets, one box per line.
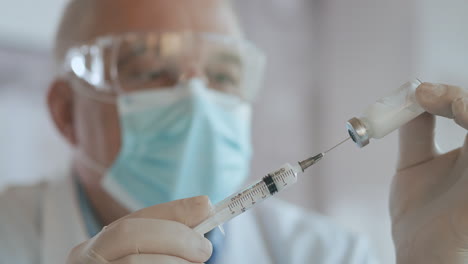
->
[67, 196, 213, 264]
[391, 83, 468, 264]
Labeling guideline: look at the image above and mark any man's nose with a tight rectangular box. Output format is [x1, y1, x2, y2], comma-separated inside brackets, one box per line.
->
[180, 63, 208, 83]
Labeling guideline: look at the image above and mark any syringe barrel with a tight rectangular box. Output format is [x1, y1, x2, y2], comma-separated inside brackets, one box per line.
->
[194, 163, 300, 234]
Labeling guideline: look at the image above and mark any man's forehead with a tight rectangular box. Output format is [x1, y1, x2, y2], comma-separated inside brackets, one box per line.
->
[85, 0, 240, 41]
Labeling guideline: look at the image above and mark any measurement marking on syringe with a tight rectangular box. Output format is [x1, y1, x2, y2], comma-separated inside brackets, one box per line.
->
[260, 184, 267, 198]
[278, 173, 286, 184]
[282, 169, 293, 185]
[240, 195, 248, 205]
[194, 161, 328, 235]
[252, 188, 259, 196]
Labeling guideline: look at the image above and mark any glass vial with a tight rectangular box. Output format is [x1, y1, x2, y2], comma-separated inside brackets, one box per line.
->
[346, 79, 424, 148]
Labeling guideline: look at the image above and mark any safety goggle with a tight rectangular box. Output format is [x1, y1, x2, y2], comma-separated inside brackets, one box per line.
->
[62, 32, 266, 102]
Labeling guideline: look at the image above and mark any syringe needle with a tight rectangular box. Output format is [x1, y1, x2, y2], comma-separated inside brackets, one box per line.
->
[298, 153, 324, 172]
[298, 137, 351, 172]
[324, 137, 350, 154]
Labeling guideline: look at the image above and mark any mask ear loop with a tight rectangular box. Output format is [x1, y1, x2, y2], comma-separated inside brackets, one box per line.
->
[71, 37, 124, 177]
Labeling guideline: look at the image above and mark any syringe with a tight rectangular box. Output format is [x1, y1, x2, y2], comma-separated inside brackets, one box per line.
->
[194, 137, 350, 235]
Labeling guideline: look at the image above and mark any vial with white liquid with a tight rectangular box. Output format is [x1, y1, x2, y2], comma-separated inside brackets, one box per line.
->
[347, 79, 424, 148]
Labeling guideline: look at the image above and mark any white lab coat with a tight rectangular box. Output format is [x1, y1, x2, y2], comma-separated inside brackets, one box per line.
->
[0, 171, 379, 264]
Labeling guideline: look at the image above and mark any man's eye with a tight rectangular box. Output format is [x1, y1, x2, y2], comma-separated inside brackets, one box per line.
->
[130, 68, 173, 81]
[211, 72, 238, 85]
[208, 67, 240, 86]
[146, 70, 168, 80]
[122, 67, 178, 90]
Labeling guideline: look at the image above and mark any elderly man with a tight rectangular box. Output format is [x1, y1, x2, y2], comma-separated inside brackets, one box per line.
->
[1, 0, 467, 263]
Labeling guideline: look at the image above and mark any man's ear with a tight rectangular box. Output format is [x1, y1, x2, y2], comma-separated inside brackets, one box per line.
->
[47, 79, 77, 146]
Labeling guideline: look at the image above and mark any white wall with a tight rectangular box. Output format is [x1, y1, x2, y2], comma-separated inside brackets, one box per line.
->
[0, 48, 70, 188]
[234, 0, 321, 211]
[0, 0, 66, 50]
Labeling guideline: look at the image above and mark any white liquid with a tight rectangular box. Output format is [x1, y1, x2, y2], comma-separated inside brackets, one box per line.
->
[360, 79, 424, 139]
[362, 102, 424, 138]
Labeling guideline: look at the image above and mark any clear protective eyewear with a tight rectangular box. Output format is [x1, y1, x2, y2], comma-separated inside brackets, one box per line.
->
[62, 32, 266, 102]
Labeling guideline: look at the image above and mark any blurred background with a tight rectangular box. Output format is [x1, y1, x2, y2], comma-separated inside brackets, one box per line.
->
[1, 0, 467, 263]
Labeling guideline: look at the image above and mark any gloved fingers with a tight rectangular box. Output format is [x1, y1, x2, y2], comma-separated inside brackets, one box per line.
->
[112, 196, 213, 228]
[416, 82, 468, 156]
[398, 83, 468, 170]
[463, 134, 468, 155]
[110, 254, 203, 264]
[67, 197, 214, 264]
[455, 134, 468, 180]
[67, 239, 109, 264]
[415, 83, 468, 118]
[452, 97, 468, 130]
[398, 112, 437, 170]
[91, 218, 212, 263]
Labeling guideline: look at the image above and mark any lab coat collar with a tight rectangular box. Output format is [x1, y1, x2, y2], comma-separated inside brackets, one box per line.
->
[41, 173, 88, 264]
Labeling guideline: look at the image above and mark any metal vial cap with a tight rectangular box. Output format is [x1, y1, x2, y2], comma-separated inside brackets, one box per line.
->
[346, 117, 370, 148]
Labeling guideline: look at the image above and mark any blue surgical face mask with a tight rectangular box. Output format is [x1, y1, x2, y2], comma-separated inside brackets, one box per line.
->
[100, 79, 252, 211]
